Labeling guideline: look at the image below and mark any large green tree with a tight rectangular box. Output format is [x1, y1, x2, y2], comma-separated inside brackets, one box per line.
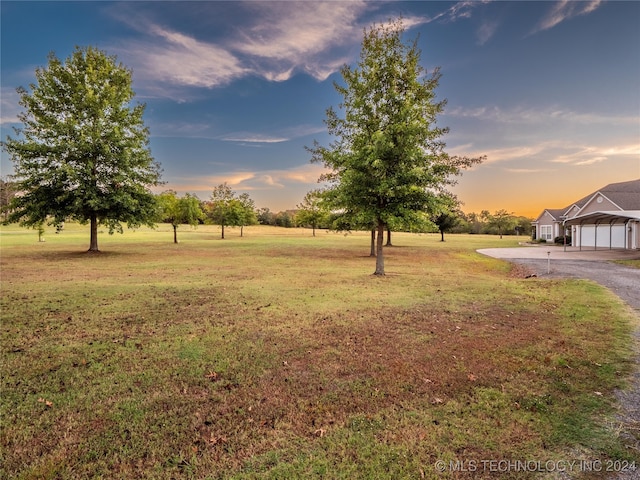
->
[309, 21, 483, 275]
[2, 46, 162, 252]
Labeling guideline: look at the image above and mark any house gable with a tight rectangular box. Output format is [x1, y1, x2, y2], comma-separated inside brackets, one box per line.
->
[564, 204, 581, 219]
[573, 180, 640, 216]
[598, 179, 640, 210]
[534, 209, 563, 224]
[579, 192, 621, 215]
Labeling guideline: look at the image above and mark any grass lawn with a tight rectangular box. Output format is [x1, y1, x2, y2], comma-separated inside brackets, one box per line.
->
[1, 223, 638, 479]
[614, 259, 640, 269]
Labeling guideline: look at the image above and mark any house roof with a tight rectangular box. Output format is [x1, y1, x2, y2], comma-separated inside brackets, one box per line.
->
[545, 208, 567, 221]
[535, 179, 640, 222]
[592, 179, 640, 210]
[563, 210, 640, 226]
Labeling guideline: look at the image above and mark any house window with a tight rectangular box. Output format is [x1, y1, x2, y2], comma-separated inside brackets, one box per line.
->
[540, 225, 553, 241]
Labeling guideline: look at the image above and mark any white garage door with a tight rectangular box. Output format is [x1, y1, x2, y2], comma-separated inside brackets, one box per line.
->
[579, 225, 626, 248]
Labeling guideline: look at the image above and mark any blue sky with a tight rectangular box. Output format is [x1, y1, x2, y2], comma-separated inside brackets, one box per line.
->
[1, 1, 639, 217]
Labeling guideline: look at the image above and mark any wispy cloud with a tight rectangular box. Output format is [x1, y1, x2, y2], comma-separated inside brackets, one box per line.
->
[504, 168, 552, 174]
[424, 1, 496, 44]
[232, 1, 368, 82]
[220, 123, 326, 144]
[453, 140, 640, 169]
[551, 144, 640, 165]
[120, 25, 250, 91]
[0, 87, 21, 125]
[109, 1, 375, 98]
[446, 105, 638, 126]
[427, 1, 488, 24]
[476, 20, 499, 46]
[148, 120, 325, 144]
[110, 1, 449, 99]
[166, 163, 328, 193]
[531, 0, 603, 34]
[221, 134, 289, 144]
[449, 143, 550, 164]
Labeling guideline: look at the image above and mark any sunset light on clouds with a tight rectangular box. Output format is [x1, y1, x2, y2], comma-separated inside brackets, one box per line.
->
[1, 1, 638, 218]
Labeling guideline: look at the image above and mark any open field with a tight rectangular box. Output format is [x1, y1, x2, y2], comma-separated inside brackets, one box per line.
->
[1, 223, 638, 479]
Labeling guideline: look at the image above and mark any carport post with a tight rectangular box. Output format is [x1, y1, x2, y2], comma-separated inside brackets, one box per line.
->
[609, 220, 615, 250]
[625, 220, 629, 249]
[579, 223, 583, 251]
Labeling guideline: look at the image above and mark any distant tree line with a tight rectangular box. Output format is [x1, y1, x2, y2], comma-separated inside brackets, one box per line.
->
[448, 210, 533, 238]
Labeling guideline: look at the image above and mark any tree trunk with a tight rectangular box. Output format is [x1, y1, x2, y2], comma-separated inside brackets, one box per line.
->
[440, 229, 445, 242]
[370, 229, 376, 257]
[312, 224, 316, 237]
[374, 220, 385, 275]
[89, 214, 99, 252]
[241, 225, 244, 237]
[221, 223, 225, 239]
[386, 227, 392, 246]
[173, 224, 178, 244]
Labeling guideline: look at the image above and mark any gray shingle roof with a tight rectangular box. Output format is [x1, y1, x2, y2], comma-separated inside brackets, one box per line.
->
[545, 208, 568, 220]
[596, 179, 640, 210]
[536, 179, 639, 221]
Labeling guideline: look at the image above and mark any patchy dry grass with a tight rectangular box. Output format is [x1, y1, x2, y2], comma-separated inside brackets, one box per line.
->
[614, 259, 640, 269]
[1, 223, 638, 479]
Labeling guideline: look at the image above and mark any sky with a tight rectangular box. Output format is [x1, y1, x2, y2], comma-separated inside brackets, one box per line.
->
[1, 1, 639, 218]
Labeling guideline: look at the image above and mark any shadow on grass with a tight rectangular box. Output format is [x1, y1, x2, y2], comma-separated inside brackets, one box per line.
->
[34, 249, 138, 261]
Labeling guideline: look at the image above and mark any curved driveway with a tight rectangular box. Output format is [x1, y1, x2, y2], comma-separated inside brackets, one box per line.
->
[477, 246, 640, 310]
[478, 245, 640, 479]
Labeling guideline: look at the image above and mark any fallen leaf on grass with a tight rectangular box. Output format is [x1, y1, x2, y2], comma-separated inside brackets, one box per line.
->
[467, 373, 477, 381]
[37, 398, 53, 407]
[205, 371, 218, 381]
[209, 435, 227, 445]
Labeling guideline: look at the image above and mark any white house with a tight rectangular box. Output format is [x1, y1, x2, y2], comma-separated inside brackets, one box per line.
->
[533, 179, 640, 250]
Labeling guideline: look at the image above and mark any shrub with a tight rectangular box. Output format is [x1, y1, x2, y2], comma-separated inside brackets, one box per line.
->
[554, 236, 571, 245]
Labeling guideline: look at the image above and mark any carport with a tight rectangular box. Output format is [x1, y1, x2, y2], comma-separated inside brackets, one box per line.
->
[563, 210, 640, 251]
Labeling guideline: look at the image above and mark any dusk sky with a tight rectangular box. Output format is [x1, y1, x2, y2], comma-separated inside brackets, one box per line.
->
[1, 1, 639, 217]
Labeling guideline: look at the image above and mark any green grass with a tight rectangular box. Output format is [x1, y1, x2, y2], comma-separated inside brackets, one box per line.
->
[1, 223, 638, 479]
[614, 259, 640, 269]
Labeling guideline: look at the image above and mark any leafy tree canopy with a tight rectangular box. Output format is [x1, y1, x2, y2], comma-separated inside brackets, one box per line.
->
[483, 209, 516, 239]
[2, 46, 162, 251]
[308, 20, 483, 274]
[206, 183, 257, 238]
[295, 189, 328, 236]
[157, 190, 204, 243]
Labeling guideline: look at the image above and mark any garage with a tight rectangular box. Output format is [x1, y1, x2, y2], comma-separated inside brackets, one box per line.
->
[564, 211, 640, 250]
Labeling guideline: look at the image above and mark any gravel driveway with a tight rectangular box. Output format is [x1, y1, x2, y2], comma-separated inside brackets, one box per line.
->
[479, 247, 640, 478]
